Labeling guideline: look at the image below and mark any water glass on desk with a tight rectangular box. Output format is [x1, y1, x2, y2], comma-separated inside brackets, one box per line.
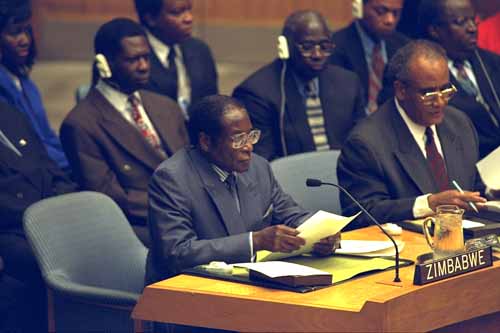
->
[423, 205, 465, 259]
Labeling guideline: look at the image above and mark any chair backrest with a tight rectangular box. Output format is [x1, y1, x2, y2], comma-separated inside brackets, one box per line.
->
[23, 191, 147, 295]
[271, 150, 341, 214]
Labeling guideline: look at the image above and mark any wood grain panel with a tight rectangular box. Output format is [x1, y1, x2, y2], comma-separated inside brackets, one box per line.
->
[33, 0, 353, 28]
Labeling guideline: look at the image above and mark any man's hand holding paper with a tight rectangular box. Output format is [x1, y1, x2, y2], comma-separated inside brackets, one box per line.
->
[258, 211, 360, 261]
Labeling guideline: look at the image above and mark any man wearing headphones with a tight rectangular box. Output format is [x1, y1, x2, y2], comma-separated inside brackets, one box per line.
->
[60, 18, 189, 247]
[233, 10, 365, 161]
[418, 0, 500, 158]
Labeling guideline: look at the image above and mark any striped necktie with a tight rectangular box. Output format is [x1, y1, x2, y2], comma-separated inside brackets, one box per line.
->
[368, 42, 385, 113]
[305, 81, 330, 151]
[453, 61, 478, 97]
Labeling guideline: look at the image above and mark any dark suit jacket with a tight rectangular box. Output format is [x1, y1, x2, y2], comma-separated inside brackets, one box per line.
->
[0, 101, 76, 232]
[60, 88, 188, 226]
[449, 48, 500, 158]
[233, 59, 365, 160]
[145, 37, 218, 107]
[147, 147, 310, 281]
[330, 22, 409, 105]
[338, 99, 484, 229]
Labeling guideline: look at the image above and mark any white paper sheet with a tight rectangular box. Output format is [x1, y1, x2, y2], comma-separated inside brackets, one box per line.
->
[259, 211, 361, 261]
[335, 240, 405, 257]
[477, 146, 500, 188]
[462, 219, 485, 229]
[235, 261, 330, 278]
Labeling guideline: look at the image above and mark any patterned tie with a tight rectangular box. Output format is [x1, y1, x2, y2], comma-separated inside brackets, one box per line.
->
[425, 127, 449, 192]
[453, 61, 478, 96]
[305, 81, 330, 151]
[128, 95, 165, 155]
[225, 173, 241, 214]
[368, 42, 385, 113]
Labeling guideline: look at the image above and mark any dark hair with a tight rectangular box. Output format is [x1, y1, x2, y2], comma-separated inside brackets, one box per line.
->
[387, 39, 447, 83]
[92, 18, 146, 85]
[188, 95, 245, 145]
[0, 0, 36, 72]
[94, 17, 146, 61]
[134, 0, 164, 27]
[417, 0, 447, 39]
[281, 10, 329, 43]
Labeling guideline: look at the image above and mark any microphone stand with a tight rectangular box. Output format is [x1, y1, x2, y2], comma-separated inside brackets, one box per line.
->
[306, 178, 401, 282]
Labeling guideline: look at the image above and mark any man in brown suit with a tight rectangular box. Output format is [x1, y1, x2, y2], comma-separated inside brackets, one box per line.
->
[60, 18, 189, 247]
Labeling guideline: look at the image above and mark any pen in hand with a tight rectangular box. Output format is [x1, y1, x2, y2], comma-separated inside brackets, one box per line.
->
[452, 180, 479, 213]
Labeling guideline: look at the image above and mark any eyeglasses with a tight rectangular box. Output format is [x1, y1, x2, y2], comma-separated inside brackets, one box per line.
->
[296, 41, 335, 57]
[417, 84, 457, 106]
[230, 129, 261, 149]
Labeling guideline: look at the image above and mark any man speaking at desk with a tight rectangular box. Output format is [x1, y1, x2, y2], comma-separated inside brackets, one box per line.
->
[338, 40, 487, 229]
[147, 95, 338, 282]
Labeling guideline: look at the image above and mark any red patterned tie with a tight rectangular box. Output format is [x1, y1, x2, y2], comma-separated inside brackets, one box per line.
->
[368, 42, 385, 113]
[425, 127, 449, 191]
[128, 95, 163, 153]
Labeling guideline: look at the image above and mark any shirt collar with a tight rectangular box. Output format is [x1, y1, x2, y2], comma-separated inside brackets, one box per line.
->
[211, 163, 235, 183]
[355, 21, 387, 59]
[394, 97, 436, 142]
[292, 71, 319, 98]
[95, 79, 141, 111]
[146, 30, 178, 66]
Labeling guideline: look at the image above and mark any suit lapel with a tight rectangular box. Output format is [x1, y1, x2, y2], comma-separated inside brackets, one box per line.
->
[318, 71, 341, 147]
[88, 89, 163, 170]
[391, 102, 437, 194]
[470, 52, 500, 121]
[189, 149, 247, 235]
[284, 68, 315, 151]
[437, 115, 463, 186]
[140, 91, 180, 156]
[235, 172, 261, 230]
[350, 23, 370, 96]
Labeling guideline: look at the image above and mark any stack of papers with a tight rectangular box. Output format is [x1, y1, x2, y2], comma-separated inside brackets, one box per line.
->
[335, 240, 405, 257]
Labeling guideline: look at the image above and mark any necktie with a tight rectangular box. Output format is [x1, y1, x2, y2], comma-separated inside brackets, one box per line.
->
[368, 42, 385, 113]
[225, 173, 241, 214]
[305, 81, 330, 151]
[425, 127, 449, 192]
[453, 61, 478, 96]
[128, 95, 165, 156]
[167, 47, 179, 99]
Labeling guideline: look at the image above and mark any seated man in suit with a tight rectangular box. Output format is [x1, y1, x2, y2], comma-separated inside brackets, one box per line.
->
[147, 95, 339, 282]
[233, 10, 365, 161]
[134, 0, 218, 117]
[60, 18, 189, 247]
[331, 0, 409, 114]
[338, 40, 487, 229]
[0, 99, 77, 332]
[417, 0, 500, 158]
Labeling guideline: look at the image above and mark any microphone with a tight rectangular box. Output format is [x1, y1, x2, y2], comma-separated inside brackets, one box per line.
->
[306, 178, 401, 282]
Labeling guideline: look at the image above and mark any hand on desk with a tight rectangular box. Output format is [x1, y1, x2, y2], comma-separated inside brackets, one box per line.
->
[252, 225, 305, 253]
[428, 190, 486, 211]
[312, 232, 341, 256]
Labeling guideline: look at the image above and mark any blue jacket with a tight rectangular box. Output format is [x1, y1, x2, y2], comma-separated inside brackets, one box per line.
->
[0, 66, 68, 169]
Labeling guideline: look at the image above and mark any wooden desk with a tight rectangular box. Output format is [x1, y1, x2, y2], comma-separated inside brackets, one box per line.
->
[133, 227, 500, 332]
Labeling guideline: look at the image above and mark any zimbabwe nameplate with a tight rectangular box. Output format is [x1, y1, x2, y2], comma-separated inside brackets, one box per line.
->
[413, 247, 493, 285]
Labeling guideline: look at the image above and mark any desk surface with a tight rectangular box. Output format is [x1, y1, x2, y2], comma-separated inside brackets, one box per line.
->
[133, 227, 500, 332]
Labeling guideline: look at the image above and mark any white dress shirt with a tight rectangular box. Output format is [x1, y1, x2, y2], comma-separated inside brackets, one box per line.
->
[147, 31, 191, 117]
[395, 98, 445, 218]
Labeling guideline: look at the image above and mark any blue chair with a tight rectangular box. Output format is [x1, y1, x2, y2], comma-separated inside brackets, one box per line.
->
[23, 191, 149, 333]
[270, 150, 341, 214]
